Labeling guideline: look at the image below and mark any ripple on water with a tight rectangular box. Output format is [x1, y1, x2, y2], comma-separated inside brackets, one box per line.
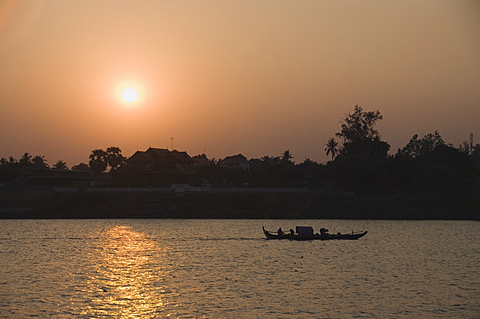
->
[0, 219, 479, 318]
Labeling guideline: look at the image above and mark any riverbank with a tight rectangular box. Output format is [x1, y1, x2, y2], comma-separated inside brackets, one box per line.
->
[0, 189, 478, 220]
[305, 191, 480, 220]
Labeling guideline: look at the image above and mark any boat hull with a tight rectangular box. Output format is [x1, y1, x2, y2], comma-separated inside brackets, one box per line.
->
[262, 227, 367, 240]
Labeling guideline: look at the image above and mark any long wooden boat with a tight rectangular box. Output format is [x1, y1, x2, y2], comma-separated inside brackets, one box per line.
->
[262, 226, 367, 240]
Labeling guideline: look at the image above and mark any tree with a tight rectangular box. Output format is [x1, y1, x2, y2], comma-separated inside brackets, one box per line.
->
[193, 154, 208, 160]
[459, 133, 474, 156]
[325, 138, 339, 160]
[19, 152, 32, 166]
[335, 105, 389, 160]
[53, 160, 68, 170]
[89, 149, 107, 176]
[72, 163, 91, 171]
[106, 146, 126, 171]
[281, 150, 294, 163]
[336, 105, 383, 143]
[471, 144, 480, 168]
[32, 155, 49, 168]
[297, 158, 323, 188]
[396, 131, 446, 159]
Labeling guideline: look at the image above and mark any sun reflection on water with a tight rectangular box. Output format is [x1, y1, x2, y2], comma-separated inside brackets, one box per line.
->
[83, 226, 170, 318]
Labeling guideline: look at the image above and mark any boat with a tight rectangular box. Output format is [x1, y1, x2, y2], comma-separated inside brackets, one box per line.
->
[262, 226, 367, 240]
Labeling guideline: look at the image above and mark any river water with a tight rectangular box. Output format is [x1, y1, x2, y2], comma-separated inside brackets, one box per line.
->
[0, 219, 478, 318]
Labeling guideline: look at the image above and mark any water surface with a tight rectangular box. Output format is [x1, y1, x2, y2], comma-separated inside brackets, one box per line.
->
[0, 219, 479, 318]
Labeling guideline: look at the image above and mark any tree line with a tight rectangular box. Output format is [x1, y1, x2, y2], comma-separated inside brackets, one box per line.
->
[1, 105, 479, 196]
[0, 147, 126, 175]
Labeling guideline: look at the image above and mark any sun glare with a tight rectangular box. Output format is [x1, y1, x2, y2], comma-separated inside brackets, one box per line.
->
[122, 87, 138, 103]
[115, 79, 145, 106]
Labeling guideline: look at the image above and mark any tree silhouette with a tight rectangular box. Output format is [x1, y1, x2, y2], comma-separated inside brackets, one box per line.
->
[335, 105, 389, 160]
[396, 131, 446, 159]
[336, 105, 383, 143]
[72, 163, 91, 171]
[281, 150, 294, 163]
[459, 133, 474, 156]
[106, 147, 126, 171]
[471, 144, 480, 168]
[53, 160, 68, 170]
[89, 149, 107, 176]
[325, 138, 339, 160]
[19, 152, 32, 166]
[32, 155, 48, 168]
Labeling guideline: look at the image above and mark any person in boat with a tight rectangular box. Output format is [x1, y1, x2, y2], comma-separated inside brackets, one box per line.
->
[289, 229, 294, 236]
[320, 228, 329, 236]
[277, 228, 284, 235]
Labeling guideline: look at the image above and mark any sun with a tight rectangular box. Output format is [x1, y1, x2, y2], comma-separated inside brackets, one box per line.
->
[121, 87, 138, 103]
[115, 79, 146, 106]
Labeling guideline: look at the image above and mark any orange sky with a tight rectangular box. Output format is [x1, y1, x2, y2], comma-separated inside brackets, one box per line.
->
[1, 0, 479, 167]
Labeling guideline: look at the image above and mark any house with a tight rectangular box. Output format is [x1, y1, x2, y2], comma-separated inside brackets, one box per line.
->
[220, 154, 250, 170]
[127, 147, 196, 172]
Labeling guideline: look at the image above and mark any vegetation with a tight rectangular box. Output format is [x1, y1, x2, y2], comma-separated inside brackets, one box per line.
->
[1, 105, 479, 219]
[325, 138, 339, 160]
[52, 160, 68, 170]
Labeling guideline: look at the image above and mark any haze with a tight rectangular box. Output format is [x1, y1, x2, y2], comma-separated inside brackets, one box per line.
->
[1, 0, 479, 166]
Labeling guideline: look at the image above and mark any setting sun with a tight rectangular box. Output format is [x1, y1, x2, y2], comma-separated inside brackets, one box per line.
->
[121, 87, 138, 103]
[115, 80, 146, 106]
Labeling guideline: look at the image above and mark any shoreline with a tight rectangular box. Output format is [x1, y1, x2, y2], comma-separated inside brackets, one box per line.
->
[1, 189, 478, 220]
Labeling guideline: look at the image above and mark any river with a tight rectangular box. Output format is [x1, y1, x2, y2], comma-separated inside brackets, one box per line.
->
[0, 219, 479, 318]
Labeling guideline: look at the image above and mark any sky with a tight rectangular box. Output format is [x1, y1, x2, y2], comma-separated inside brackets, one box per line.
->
[1, 0, 479, 166]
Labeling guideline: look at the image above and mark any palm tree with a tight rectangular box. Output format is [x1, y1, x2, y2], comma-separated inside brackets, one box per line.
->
[325, 138, 339, 160]
[281, 150, 294, 163]
[32, 155, 48, 168]
[19, 152, 32, 166]
[53, 160, 68, 170]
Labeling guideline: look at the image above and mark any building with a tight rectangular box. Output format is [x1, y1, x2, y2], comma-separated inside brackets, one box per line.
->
[220, 154, 250, 170]
[128, 147, 196, 172]
[126, 147, 197, 186]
